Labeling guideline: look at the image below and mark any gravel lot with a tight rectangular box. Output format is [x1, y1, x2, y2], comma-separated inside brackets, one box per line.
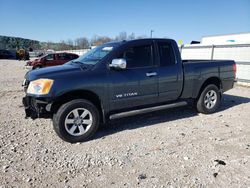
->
[0, 60, 250, 187]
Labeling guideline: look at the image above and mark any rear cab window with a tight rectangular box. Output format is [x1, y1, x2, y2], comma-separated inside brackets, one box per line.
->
[157, 42, 176, 66]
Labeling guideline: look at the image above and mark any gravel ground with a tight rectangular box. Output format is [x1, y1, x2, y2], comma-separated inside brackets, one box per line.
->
[0, 60, 250, 188]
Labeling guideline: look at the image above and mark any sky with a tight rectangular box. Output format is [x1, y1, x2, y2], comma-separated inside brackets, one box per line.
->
[0, 0, 249, 44]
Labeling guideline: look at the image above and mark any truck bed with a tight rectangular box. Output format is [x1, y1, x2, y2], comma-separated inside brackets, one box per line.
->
[181, 59, 235, 99]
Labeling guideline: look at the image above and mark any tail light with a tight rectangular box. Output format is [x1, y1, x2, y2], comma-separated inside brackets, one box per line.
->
[233, 63, 237, 78]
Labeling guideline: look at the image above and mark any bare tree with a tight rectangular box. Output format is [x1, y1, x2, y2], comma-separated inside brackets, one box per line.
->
[75, 37, 90, 49]
[24, 31, 142, 51]
[136, 35, 147, 39]
[67, 39, 73, 47]
[58, 40, 68, 50]
[91, 35, 112, 46]
[99, 36, 112, 44]
[127, 33, 135, 40]
[46, 41, 53, 50]
[115, 31, 127, 41]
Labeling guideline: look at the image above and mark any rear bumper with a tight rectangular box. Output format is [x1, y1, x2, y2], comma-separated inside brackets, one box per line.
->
[23, 96, 52, 119]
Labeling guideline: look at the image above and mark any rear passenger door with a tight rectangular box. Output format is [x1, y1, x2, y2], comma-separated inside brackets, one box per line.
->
[108, 41, 158, 111]
[156, 41, 183, 102]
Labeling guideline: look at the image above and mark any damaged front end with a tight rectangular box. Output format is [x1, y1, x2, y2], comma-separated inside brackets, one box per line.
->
[22, 77, 53, 119]
[22, 96, 52, 119]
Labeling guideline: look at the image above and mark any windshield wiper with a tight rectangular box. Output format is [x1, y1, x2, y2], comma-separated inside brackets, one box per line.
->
[69, 60, 82, 64]
[70, 61, 93, 70]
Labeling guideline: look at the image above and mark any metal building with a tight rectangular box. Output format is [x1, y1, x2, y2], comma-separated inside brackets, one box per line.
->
[180, 33, 250, 83]
[201, 32, 250, 45]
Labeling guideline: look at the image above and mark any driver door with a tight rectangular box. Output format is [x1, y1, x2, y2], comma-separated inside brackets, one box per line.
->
[44, 54, 56, 67]
[108, 41, 158, 111]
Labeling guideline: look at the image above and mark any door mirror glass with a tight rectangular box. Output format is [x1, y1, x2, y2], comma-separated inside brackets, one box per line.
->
[109, 58, 126, 70]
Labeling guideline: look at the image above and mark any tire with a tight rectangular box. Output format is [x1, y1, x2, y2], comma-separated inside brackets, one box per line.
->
[196, 84, 221, 114]
[53, 99, 100, 143]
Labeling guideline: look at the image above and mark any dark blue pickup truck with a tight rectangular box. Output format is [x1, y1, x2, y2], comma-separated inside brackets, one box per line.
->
[22, 38, 236, 143]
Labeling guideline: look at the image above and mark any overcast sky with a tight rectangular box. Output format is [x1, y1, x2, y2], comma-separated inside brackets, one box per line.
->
[0, 0, 249, 44]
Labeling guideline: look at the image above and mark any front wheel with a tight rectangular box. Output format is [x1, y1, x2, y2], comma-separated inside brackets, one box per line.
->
[53, 99, 100, 143]
[196, 84, 221, 114]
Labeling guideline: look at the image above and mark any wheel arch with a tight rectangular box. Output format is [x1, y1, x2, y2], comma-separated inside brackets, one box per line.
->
[195, 77, 222, 99]
[51, 90, 104, 123]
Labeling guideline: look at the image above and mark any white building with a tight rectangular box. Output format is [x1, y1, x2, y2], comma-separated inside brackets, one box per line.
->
[201, 32, 250, 45]
[180, 32, 250, 83]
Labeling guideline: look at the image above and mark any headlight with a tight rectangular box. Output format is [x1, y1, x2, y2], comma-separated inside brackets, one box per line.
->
[27, 79, 54, 95]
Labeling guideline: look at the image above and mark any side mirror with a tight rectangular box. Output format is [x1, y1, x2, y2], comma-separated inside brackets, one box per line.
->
[109, 58, 126, 70]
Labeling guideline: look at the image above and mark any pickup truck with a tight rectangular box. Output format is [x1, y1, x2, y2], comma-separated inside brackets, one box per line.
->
[25, 52, 79, 69]
[22, 38, 236, 143]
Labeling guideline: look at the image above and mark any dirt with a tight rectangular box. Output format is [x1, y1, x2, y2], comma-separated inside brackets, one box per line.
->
[0, 60, 250, 187]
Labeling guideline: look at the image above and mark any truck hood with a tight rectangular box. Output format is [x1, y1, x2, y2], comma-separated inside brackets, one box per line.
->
[26, 64, 82, 81]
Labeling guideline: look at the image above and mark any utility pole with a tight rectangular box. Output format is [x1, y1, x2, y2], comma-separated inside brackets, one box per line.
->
[150, 30, 154, 38]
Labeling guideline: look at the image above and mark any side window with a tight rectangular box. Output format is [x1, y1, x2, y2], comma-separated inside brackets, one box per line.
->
[57, 54, 63, 60]
[118, 45, 153, 68]
[58, 53, 68, 60]
[158, 42, 175, 66]
[71, 54, 78, 60]
[74, 54, 79, 59]
[46, 54, 54, 61]
[64, 54, 71, 60]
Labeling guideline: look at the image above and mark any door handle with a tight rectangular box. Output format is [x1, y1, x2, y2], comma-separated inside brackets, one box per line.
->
[146, 72, 157, 77]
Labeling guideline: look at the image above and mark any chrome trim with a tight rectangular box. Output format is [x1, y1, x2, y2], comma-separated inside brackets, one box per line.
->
[146, 72, 157, 77]
[65, 108, 93, 136]
[109, 58, 127, 69]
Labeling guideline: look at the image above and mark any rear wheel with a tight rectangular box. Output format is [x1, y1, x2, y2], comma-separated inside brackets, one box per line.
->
[196, 84, 221, 114]
[53, 99, 100, 143]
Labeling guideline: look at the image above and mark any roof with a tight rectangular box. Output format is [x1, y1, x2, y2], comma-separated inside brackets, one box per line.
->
[202, 32, 250, 38]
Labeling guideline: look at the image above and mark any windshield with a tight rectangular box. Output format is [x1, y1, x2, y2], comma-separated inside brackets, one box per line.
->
[72, 44, 116, 65]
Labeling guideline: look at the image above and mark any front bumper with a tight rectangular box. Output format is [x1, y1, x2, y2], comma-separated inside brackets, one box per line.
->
[24, 65, 33, 70]
[23, 96, 52, 119]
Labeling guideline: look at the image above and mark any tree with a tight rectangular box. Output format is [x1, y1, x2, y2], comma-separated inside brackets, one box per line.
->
[75, 37, 90, 49]
[59, 40, 68, 50]
[91, 35, 112, 46]
[115, 31, 127, 41]
[67, 39, 74, 47]
[127, 33, 135, 40]
[136, 35, 147, 39]
[46, 41, 53, 50]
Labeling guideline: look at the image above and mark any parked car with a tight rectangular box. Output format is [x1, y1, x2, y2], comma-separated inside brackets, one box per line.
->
[26, 52, 79, 69]
[22, 38, 236, 143]
[0, 49, 16, 59]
